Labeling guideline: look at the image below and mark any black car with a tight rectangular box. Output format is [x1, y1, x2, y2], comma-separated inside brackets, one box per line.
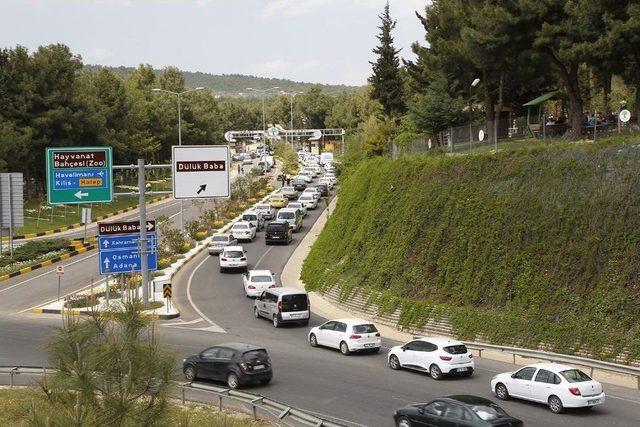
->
[183, 343, 272, 389]
[314, 183, 329, 197]
[265, 221, 293, 245]
[292, 179, 307, 192]
[394, 395, 522, 427]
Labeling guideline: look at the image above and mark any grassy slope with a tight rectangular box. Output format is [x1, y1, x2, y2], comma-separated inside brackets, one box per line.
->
[302, 139, 640, 361]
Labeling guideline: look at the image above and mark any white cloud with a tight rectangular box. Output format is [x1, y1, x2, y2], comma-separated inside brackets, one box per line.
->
[247, 59, 329, 81]
[85, 47, 114, 62]
[259, 0, 429, 19]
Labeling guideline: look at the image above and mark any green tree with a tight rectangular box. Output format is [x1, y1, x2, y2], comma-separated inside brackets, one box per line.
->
[368, 1, 405, 118]
[409, 75, 466, 136]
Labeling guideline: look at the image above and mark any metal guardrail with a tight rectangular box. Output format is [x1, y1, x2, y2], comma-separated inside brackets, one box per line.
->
[0, 366, 356, 427]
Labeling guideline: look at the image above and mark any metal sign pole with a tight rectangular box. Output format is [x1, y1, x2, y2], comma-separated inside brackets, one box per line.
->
[8, 174, 14, 257]
[138, 159, 149, 304]
[57, 275, 61, 301]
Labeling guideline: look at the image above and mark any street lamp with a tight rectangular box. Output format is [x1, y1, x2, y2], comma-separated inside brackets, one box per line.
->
[245, 87, 280, 133]
[469, 78, 481, 152]
[151, 86, 205, 231]
[281, 91, 304, 145]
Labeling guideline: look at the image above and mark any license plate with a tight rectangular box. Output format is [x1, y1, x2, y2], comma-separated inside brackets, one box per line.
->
[458, 367, 469, 372]
[228, 263, 237, 266]
[587, 399, 600, 405]
[364, 343, 377, 348]
[272, 236, 280, 239]
[253, 364, 265, 371]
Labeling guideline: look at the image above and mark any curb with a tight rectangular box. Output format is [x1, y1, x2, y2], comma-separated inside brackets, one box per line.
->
[0, 243, 97, 282]
[5, 195, 172, 241]
[30, 306, 180, 320]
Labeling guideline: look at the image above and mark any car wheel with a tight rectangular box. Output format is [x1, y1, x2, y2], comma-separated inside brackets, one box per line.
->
[340, 341, 350, 355]
[227, 372, 240, 390]
[272, 315, 280, 328]
[396, 416, 412, 427]
[309, 333, 318, 347]
[254, 307, 260, 319]
[183, 365, 196, 382]
[548, 395, 564, 414]
[429, 364, 443, 380]
[389, 355, 401, 370]
[495, 383, 510, 400]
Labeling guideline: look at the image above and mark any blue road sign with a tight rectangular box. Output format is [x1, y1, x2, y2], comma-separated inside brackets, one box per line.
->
[99, 248, 158, 275]
[53, 169, 108, 190]
[98, 234, 157, 252]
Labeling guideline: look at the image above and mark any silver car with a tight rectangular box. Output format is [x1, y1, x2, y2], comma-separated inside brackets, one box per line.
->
[208, 234, 238, 255]
[254, 203, 275, 220]
[253, 287, 310, 328]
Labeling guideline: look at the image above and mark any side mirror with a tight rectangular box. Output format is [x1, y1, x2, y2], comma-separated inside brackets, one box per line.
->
[402, 347, 406, 352]
[511, 373, 517, 379]
[244, 250, 248, 253]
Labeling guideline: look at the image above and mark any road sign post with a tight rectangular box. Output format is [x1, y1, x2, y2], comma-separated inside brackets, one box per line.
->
[56, 265, 64, 301]
[0, 173, 24, 257]
[172, 145, 230, 199]
[46, 147, 113, 205]
[163, 283, 172, 314]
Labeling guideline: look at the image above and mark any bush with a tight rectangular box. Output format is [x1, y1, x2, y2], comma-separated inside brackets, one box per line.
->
[194, 231, 208, 241]
[0, 238, 70, 267]
[63, 294, 98, 309]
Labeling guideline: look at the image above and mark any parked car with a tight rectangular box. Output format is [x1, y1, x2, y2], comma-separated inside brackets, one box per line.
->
[315, 183, 329, 197]
[242, 269, 277, 297]
[219, 246, 248, 272]
[182, 343, 272, 389]
[491, 363, 605, 413]
[254, 203, 275, 220]
[393, 395, 523, 427]
[279, 186, 298, 200]
[264, 221, 293, 245]
[298, 194, 318, 209]
[388, 337, 474, 380]
[276, 208, 303, 232]
[308, 318, 381, 355]
[208, 233, 237, 255]
[287, 201, 307, 217]
[292, 179, 307, 192]
[230, 221, 256, 241]
[303, 187, 321, 200]
[241, 210, 265, 231]
[253, 287, 310, 327]
[269, 194, 288, 208]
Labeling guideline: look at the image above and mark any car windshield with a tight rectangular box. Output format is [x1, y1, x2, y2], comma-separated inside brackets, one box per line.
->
[294, 180, 305, 185]
[560, 369, 592, 383]
[279, 212, 295, 219]
[212, 236, 228, 242]
[243, 215, 256, 221]
[281, 294, 308, 312]
[300, 196, 312, 201]
[268, 224, 285, 231]
[282, 187, 294, 191]
[233, 224, 248, 230]
[242, 349, 269, 362]
[252, 275, 272, 283]
[469, 404, 509, 421]
[256, 205, 269, 210]
[289, 204, 301, 208]
[353, 324, 378, 334]
[443, 345, 468, 355]
[224, 251, 243, 258]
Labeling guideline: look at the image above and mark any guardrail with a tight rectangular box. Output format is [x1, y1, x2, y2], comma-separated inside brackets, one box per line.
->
[0, 366, 356, 427]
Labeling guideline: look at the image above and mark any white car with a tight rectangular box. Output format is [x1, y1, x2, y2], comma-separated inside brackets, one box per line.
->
[219, 246, 247, 272]
[254, 203, 275, 220]
[241, 210, 264, 231]
[287, 202, 307, 217]
[387, 337, 474, 380]
[303, 167, 318, 177]
[491, 363, 605, 413]
[324, 163, 335, 173]
[297, 172, 313, 183]
[308, 318, 381, 355]
[208, 233, 238, 255]
[241, 154, 253, 165]
[318, 177, 334, 190]
[298, 195, 318, 209]
[322, 173, 336, 183]
[303, 187, 321, 200]
[242, 269, 277, 297]
[230, 221, 256, 241]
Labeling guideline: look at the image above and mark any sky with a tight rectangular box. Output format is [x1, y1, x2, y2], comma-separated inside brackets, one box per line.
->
[0, 0, 430, 86]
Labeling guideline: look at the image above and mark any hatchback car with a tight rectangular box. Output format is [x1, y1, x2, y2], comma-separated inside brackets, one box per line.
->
[254, 203, 274, 220]
[279, 186, 298, 200]
[208, 233, 238, 255]
[297, 172, 313, 183]
[219, 246, 247, 272]
[230, 221, 256, 241]
[287, 201, 307, 217]
[182, 343, 272, 389]
[388, 337, 475, 380]
[491, 363, 605, 413]
[242, 269, 277, 297]
[309, 318, 381, 355]
[303, 187, 321, 200]
[264, 221, 293, 245]
[254, 287, 310, 327]
[315, 183, 329, 197]
[292, 179, 307, 192]
[298, 194, 318, 209]
[393, 395, 522, 427]
[269, 194, 288, 208]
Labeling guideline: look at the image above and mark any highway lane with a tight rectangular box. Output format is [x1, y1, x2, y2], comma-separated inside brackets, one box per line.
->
[168, 183, 640, 427]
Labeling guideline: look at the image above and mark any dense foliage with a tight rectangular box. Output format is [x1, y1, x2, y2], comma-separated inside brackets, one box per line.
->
[0, 238, 70, 267]
[302, 139, 640, 360]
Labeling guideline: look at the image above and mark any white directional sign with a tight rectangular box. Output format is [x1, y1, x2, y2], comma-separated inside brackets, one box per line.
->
[266, 126, 280, 139]
[619, 109, 631, 123]
[478, 130, 485, 142]
[172, 145, 230, 199]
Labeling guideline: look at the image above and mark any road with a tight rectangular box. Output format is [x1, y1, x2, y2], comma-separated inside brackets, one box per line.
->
[0, 166, 639, 426]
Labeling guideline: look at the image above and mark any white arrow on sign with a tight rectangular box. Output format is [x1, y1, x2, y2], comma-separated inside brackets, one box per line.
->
[74, 191, 89, 199]
[103, 257, 110, 269]
[102, 240, 110, 248]
[146, 222, 154, 231]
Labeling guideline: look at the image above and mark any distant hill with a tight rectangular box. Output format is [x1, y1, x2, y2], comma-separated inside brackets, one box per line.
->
[84, 65, 361, 96]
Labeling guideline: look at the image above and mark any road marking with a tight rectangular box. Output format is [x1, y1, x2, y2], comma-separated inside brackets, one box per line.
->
[19, 277, 107, 313]
[254, 246, 273, 269]
[186, 255, 227, 334]
[161, 318, 204, 327]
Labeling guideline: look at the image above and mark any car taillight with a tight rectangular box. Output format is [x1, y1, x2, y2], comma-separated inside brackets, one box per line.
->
[439, 355, 452, 361]
[248, 285, 256, 289]
[375, 332, 380, 337]
[349, 334, 362, 339]
[220, 257, 227, 261]
[239, 363, 250, 373]
[569, 387, 581, 396]
[240, 257, 246, 261]
[277, 301, 282, 313]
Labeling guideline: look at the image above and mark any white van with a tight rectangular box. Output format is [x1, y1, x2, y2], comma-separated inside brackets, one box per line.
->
[320, 152, 334, 165]
[276, 208, 303, 232]
[253, 287, 310, 327]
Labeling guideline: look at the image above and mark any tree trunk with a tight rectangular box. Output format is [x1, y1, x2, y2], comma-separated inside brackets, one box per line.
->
[549, 52, 583, 140]
[634, 58, 640, 123]
[482, 69, 496, 144]
[494, 69, 505, 146]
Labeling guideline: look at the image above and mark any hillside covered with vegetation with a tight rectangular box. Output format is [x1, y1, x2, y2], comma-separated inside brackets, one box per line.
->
[302, 140, 640, 362]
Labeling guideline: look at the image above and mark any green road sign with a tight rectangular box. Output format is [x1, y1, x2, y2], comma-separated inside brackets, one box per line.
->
[46, 147, 113, 205]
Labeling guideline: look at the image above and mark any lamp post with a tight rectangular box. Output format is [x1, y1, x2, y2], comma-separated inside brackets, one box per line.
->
[281, 91, 303, 145]
[245, 87, 279, 134]
[151, 86, 205, 231]
[469, 78, 481, 153]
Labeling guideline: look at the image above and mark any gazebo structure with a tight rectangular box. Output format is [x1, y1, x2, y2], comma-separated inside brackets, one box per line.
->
[523, 90, 559, 138]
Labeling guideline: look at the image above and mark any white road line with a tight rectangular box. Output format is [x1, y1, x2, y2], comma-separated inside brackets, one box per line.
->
[161, 318, 204, 327]
[186, 255, 226, 334]
[0, 252, 98, 295]
[19, 277, 108, 313]
[607, 394, 640, 404]
[254, 246, 273, 269]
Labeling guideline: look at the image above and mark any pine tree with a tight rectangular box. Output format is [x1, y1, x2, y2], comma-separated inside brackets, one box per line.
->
[368, 1, 405, 118]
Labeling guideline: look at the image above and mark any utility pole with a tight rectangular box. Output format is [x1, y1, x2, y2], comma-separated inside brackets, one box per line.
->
[138, 159, 149, 304]
[246, 87, 280, 144]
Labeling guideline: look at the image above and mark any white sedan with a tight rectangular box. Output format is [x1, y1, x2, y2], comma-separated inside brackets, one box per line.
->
[308, 318, 381, 355]
[296, 172, 313, 183]
[387, 337, 474, 380]
[287, 202, 307, 217]
[230, 221, 256, 241]
[491, 363, 605, 413]
[242, 269, 277, 297]
[219, 246, 247, 273]
[298, 195, 318, 209]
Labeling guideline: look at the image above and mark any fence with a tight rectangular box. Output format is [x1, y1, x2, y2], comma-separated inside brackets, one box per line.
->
[0, 366, 356, 427]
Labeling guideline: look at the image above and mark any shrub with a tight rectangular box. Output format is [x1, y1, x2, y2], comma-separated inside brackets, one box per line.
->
[0, 238, 70, 268]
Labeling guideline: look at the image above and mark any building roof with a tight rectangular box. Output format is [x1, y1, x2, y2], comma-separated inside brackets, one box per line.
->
[523, 91, 559, 107]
